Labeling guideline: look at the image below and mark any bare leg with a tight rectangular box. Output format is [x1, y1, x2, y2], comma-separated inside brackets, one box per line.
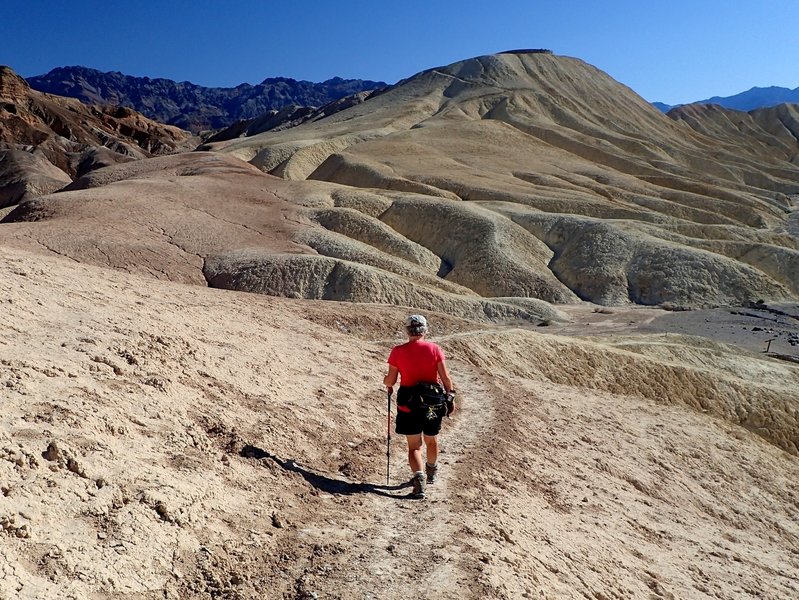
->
[423, 434, 438, 465]
[406, 434, 423, 473]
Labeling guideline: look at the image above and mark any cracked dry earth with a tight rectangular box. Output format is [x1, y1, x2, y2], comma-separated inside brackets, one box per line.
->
[2, 246, 799, 600]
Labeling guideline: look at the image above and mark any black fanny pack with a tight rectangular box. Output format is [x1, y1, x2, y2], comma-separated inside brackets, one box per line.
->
[397, 383, 453, 419]
[413, 382, 447, 406]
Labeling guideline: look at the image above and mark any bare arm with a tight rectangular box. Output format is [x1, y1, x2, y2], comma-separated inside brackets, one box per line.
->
[437, 360, 453, 393]
[384, 365, 399, 391]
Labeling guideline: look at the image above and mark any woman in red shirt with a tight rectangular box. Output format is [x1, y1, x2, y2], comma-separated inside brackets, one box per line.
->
[384, 314, 455, 499]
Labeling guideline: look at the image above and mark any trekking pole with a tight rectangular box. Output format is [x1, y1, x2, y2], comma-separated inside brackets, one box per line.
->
[386, 388, 393, 485]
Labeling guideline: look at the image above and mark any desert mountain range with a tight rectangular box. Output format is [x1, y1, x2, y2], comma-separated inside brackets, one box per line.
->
[26, 66, 387, 132]
[26, 65, 799, 128]
[1, 51, 798, 599]
[655, 84, 799, 113]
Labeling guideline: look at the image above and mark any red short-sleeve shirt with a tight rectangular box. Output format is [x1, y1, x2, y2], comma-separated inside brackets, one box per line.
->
[387, 340, 445, 387]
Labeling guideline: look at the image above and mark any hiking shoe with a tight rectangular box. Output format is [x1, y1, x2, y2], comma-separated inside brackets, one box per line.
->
[411, 471, 426, 499]
[425, 462, 438, 485]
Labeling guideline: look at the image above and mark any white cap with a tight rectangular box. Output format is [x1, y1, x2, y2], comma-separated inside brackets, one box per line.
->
[405, 314, 428, 334]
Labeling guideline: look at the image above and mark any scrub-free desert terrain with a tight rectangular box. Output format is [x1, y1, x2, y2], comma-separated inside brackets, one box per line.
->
[2, 51, 798, 599]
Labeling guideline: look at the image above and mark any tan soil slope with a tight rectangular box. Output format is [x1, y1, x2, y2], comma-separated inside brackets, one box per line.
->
[0, 152, 306, 286]
[205, 51, 799, 210]
[0, 66, 196, 207]
[2, 247, 798, 599]
[205, 52, 799, 308]
[0, 153, 566, 325]
[670, 103, 799, 164]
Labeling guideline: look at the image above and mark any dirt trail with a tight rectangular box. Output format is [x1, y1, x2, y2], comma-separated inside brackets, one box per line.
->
[265, 357, 497, 600]
[265, 323, 799, 599]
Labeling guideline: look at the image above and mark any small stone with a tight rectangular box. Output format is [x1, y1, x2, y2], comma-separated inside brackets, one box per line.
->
[42, 441, 60, 462]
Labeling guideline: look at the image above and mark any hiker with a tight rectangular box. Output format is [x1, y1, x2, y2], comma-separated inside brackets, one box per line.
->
[384, 314, 455, 499]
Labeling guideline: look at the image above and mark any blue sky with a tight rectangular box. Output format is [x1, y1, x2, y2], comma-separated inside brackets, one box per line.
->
[2, 1, 797, 105]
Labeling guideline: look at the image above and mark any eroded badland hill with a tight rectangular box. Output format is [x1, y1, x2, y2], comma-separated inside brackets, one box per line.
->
[0, 66, 197, 209]
[1, 51, 798, 599]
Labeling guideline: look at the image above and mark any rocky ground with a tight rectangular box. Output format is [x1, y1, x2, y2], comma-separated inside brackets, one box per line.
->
[2, 246, 797, 599]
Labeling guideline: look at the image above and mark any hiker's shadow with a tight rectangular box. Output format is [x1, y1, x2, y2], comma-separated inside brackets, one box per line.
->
[240, 444, 412, 499]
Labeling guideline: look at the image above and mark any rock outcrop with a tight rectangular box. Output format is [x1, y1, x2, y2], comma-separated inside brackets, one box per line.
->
[0, 66, 196, 207]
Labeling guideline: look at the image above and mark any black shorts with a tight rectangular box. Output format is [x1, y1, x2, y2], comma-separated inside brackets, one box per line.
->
[395, 386, 446, 436]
